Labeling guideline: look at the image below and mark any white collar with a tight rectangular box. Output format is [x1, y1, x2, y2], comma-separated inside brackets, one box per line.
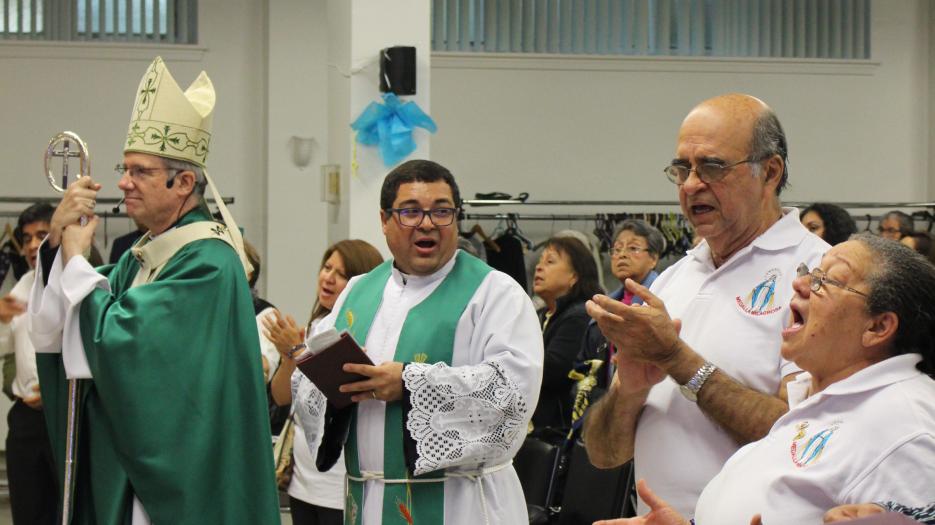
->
[390, 249, 460, 287]
[688, 207, 820, 268]
[787, 353, 925, 409]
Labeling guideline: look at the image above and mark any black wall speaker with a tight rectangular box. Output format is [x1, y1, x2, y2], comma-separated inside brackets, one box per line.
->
[379, 46, 416, 96]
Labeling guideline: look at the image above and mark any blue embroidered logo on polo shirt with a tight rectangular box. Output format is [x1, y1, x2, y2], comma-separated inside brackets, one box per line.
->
[736, 269, 783, 316]
[790, 420, 841, 467]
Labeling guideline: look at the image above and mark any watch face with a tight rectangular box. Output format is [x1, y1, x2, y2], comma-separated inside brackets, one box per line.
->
[680, 384, 697, 403]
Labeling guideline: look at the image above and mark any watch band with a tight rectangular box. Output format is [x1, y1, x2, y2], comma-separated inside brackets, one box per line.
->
[289, 342, 307, 358]
[680, 362, 718, 402]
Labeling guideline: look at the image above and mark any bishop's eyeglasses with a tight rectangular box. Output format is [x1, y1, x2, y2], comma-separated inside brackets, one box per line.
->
[114, 164, 181, 180]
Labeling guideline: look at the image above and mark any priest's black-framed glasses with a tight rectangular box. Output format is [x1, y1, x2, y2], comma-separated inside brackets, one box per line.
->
[384, 207, 459, 228]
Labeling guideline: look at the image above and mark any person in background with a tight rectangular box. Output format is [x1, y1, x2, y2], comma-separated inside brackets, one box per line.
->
[243, 240, 279, 384]
[531, 236, 603, 432]
[800, 202, 857, 246]
[0, 203, 57, 525]
[108, 220, 145, 264]
[901, 231, 934, 264]
[265, 240, 383, 525]
[878, 210, 913, 240]
[579, 219, 663, 393]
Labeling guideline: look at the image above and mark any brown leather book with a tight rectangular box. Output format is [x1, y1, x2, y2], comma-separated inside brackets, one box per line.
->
[295, 332, 374, 409]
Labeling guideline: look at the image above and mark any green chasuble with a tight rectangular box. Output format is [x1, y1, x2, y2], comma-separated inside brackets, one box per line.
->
[334, 251, 492, 525]
[36, 208, 280, 525]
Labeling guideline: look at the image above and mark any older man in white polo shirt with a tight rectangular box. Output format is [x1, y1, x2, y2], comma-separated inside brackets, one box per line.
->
[583, 93, 829, 519]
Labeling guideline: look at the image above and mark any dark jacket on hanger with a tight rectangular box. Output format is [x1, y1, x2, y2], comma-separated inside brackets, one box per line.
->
[532, 294, 591, 431]
[486, 233, 527, 291]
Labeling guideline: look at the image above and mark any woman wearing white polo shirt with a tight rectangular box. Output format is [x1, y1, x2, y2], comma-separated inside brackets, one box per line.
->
[597, 234, 935, 525]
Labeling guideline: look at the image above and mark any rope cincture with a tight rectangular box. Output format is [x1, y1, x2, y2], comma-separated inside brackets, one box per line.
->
[346, 461, 513, 525]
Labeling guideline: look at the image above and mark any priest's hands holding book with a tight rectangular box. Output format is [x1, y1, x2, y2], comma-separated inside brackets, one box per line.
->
[339, 361, 404, 403]
[294, 328, 396, 407]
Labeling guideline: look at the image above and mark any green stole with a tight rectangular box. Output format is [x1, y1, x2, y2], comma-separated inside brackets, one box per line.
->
[334, 251, 491, 525]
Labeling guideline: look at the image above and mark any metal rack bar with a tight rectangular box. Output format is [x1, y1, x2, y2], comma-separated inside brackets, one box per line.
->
[464, 213, 606, 221]
[0, 196, 234, 205]
[463, 212, 900, 223]
[462, 199, 935, 209]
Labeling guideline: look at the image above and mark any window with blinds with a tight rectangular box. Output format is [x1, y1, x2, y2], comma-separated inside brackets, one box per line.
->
[432, 0, 870, 59]
[0, 0, 197, 43]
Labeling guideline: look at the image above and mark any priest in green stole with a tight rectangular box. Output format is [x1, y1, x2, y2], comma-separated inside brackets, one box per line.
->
[291, 160, 544, 524]
[28, 57, 280, 524]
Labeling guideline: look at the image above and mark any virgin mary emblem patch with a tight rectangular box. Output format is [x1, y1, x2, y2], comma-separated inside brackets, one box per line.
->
[790, 420, 840, 467]
[736, 269, 783, 316]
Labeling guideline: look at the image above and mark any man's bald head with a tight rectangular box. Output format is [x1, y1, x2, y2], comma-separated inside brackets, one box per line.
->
[683, 93, 789, 195]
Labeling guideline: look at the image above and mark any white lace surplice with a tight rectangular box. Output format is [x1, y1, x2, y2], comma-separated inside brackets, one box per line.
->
[293, 371, 328, 446]
[403, 361, 529, 476]
[300, 254, 543, 525]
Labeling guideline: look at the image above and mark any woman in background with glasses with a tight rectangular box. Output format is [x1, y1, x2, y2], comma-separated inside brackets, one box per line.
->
[579, 220, 664, 394]
[878, 210, 914, 241]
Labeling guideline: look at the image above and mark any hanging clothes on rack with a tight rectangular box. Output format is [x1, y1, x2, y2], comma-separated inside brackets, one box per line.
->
[458, 223, 501, 261]
[0, 225, 26, 286]
[486, 214, 530, 291]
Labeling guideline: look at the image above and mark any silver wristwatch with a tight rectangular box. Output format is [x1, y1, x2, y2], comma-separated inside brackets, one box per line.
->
[679, 362, 717, 402]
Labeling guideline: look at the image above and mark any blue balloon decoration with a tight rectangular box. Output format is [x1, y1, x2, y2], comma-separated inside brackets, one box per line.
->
[350, 92, 437, 167]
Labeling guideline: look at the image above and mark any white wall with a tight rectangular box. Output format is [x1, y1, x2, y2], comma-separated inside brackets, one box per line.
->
[0, 0, 267, 261]
[431, 0, 932, 210]
[266, 0, 330, 321]
[344, 0, 431, 252]
[929, 1, 935, 199]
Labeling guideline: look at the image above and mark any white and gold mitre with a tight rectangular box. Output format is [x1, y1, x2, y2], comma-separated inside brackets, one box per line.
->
[125, 56, 214, 167]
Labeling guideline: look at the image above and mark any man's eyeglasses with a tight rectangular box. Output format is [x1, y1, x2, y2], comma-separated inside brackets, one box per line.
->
[114, 164, 180, 179]
[610, 245, 651, 257]
[877, 226, 902, 235]
[796, 263, 868, 299]
[385, 207, 459, 228]
[663, 157, 764, 185]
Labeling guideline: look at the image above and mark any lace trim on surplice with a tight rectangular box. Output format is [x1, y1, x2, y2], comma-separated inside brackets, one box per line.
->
[402, 361, 528, 476]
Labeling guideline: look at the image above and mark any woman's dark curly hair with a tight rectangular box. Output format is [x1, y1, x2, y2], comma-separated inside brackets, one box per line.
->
[800, 202, 856, 245]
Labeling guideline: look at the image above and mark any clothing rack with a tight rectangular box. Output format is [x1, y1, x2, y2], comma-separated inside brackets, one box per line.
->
[0, 196, 236, 219]
[462, 198, 935, 209]
[464, 213, 610, 221]
[461, 199, 935, 226]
